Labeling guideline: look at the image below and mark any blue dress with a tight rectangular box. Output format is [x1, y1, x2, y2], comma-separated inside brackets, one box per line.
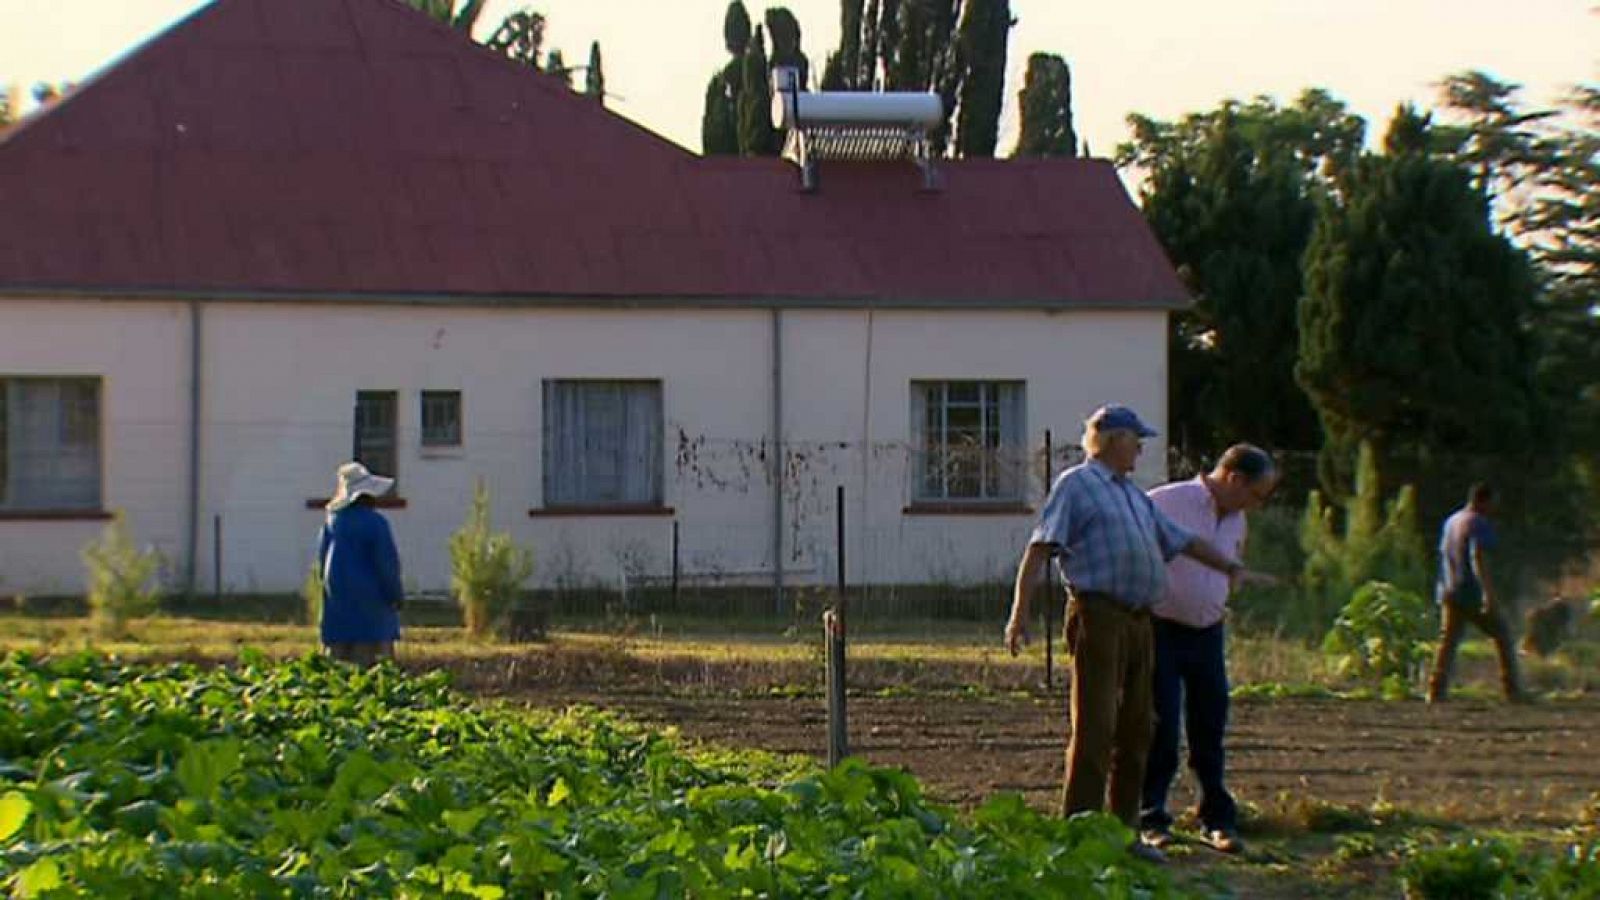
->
[317, 505, 403, 643]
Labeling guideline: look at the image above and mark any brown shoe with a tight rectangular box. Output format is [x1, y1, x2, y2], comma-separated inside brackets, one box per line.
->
[1203, 827, 1245, 854]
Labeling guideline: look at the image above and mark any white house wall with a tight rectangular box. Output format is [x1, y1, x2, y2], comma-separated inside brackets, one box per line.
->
[0, 299, 190, 596]
[780, 309, 1169, 589]
[0, 299, 1169, 597]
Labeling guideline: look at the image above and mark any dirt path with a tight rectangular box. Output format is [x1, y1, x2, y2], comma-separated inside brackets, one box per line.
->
[519, 686, 1600, 826]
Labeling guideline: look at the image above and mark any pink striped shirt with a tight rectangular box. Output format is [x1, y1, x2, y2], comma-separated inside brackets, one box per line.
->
[1149, 477, 1247, 628]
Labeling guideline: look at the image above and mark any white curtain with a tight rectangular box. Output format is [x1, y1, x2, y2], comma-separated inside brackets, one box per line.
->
[544, 381, 662, 506]
[3, 379, 101, 509]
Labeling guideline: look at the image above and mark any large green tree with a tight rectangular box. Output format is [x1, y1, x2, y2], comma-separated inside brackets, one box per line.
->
[1435, 74, 1600, 455]
[1116, 92, 1364, 466]
[1296, 105, 1542, 502]
[1013, 53, 1074, 158]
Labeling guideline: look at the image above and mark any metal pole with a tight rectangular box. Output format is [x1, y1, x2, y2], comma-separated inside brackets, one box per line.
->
[184, 301, 202, 600]
[771, 309, 785, 616]
[826, 483, 848, 767]
[1042, 429, 1054, 690]
[212, 514, 222, 604]
[671, 519, 680, 611]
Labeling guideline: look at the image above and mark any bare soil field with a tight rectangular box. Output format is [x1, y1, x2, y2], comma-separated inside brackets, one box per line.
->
[430, 642, 1599, 829]
[514, 685, 1599, 827]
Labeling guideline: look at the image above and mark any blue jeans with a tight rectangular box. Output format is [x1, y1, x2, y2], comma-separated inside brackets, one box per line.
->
[1140, 618, 1236, 832]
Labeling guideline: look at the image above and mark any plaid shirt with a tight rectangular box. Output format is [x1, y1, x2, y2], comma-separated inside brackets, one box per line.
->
[1029, 459, 1195, 609]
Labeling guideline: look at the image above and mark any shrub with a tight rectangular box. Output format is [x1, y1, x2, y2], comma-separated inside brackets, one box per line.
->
[1301, 441, 1429, 634]
[1400, 839, 1516, 900]
[1322, 580, 1434, 689]
[80, 514, 163, 639]
[448, 480, 534, 638]
[1401, 839, 1600, 900]
[301, 563, 323, 628]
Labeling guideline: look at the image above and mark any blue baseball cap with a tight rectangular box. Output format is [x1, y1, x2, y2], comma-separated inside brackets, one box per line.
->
[1087, 404, 1159, 438]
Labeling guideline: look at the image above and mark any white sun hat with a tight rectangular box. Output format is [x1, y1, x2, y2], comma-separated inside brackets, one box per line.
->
[325, 461, 395, 512]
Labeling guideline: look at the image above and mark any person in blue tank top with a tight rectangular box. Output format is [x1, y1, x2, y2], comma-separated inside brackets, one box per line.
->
[316, 461, 403, 666]
[1425, 482, 1525, 703]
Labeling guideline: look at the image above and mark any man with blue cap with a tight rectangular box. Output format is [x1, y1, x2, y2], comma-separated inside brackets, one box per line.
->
[1004, 404, 1272, 863]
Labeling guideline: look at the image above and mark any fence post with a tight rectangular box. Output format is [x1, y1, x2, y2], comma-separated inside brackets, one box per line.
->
[1042, 430, 1053, 691]
[670, 519, 680, 612]
[825, 483, 848, 767]
[212, 514, 222, 604]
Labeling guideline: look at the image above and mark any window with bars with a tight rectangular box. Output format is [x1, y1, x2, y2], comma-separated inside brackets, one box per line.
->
[0, 377, 102, 510]
[354, 390, 398, 486]
[911, 380, 1026, 502]
[542, 380, 663, 507]
[420, 390, 462, 448]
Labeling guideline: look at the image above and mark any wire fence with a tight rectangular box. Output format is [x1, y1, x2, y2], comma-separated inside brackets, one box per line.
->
[3, 419, 1596, 637]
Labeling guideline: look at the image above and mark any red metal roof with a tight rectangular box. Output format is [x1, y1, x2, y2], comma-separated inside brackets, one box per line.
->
[0, 0, 1189, 308]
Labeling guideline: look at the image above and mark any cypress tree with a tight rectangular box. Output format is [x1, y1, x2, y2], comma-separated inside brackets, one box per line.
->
[585, 41, 605, 101]
[724, 0, 753, 56]
[765, 7, 811, 91]
[737, 26, 777, 155]
[702, 72, 739, 155]
[953, 0, 1010, 158]
[1014, 53, 1074, 158]
[545, 49, 570, 88]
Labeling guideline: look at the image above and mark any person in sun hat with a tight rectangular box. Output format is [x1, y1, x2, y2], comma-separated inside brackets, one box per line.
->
[315, 461, 404, 666]
[1004, 405, 1275, 865]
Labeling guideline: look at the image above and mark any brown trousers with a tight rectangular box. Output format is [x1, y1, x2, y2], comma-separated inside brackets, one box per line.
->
[324, 641, 395, 667]
[1062, 592, 1155, 828]
[1426, 598, 1523, 701]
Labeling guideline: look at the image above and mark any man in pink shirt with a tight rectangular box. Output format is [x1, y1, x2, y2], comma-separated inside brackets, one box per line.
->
[1140, 444, 1278, 855]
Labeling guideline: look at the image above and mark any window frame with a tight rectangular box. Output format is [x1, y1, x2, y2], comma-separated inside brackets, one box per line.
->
[0, 375, 105, 513]
[910, 379, 1027, 506]
[353, 390, 399, 487]
[540, 379, 665, 511]
[419, 389, 463, 450]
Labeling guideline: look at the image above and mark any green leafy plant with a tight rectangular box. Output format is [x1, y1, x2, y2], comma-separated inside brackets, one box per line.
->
[449, 480, 534, 638]
[1322, 580, 1434, 689]
[79, 514, 162, 639]
[1400, 838, 1516, 899]
[0, 652, 1178, 897]
[1400, 838, 1600, 899]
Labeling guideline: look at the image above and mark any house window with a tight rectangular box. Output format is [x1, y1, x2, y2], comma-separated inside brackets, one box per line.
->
[0, 377, 102, 510]
[353, 390, 398, 484]
[912, 380, 1025, 502]
[420, 390, 462, 448]
[543, 380, 663, 507]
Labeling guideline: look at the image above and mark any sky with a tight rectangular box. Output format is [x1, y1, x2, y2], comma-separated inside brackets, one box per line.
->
[2, 0, 1595, 160]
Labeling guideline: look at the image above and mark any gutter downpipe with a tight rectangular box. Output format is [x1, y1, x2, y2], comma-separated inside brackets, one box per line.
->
[184, 300, 202, 600]
[771, 308, 785, 615]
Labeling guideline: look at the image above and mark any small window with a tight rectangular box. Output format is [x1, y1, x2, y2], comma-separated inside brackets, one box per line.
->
[911, 380, 1025, 502]
[543, 380, 663, 507]
[0, 377, 102, 510]
[354, 390, 398, 486]
[420, 390, 462, 448]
